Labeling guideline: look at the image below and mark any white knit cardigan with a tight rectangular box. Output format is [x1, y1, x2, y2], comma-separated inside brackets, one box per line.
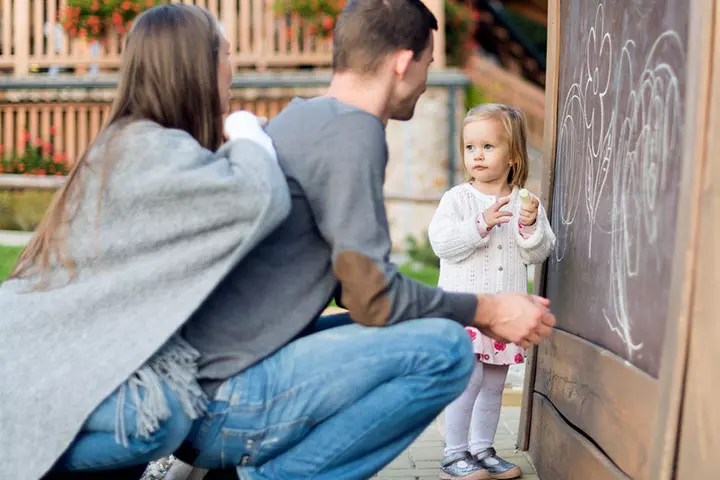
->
[428, 184, 555, 295]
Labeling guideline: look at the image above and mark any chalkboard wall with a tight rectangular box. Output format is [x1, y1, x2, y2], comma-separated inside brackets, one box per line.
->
[546, 0, 688, 377]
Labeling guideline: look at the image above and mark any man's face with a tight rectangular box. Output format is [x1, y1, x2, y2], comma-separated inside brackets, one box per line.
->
[389, 35, 434, 121]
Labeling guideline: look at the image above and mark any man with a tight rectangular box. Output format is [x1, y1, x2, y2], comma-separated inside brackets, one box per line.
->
[179, 0, 556, 478]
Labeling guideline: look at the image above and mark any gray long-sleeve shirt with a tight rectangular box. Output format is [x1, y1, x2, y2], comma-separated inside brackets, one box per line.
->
[183, 97, 478, 395]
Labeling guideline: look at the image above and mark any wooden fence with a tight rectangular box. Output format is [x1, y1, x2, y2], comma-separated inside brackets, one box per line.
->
[0, 0, 445, 75]
[1, 96, 292, 164]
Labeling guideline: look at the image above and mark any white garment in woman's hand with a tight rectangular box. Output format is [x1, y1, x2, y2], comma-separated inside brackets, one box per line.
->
[224, 110, 277, 163]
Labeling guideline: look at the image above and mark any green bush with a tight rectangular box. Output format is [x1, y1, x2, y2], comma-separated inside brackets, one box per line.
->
[405, 232, 440, 269]
[0, 190, 54, 231]
[465, 84, 489, 112]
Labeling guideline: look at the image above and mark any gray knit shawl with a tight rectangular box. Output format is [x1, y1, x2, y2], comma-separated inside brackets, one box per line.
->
[0, 121, 291, 479]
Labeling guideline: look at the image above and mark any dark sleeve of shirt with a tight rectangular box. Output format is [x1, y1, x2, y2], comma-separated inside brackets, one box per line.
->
[300, 111, 478, 327]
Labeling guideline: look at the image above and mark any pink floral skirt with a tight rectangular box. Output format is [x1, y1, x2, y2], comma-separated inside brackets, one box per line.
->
[465, 326, 526, 365]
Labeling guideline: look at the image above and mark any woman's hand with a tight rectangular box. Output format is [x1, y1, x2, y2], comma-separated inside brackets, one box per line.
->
[224, 111, 276, 163]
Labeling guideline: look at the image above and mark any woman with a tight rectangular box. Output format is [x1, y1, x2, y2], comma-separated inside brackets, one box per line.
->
[0, 5, 290, 479]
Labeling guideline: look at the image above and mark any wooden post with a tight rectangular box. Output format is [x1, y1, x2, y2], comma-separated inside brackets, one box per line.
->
[517, 0, 559, 452]
[13, 0, 30, 76]
[421, 0, 445, 68]
[675, 3, 720, 468]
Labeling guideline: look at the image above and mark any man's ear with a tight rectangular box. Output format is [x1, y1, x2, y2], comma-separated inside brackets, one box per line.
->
[393, 50, 414, 79]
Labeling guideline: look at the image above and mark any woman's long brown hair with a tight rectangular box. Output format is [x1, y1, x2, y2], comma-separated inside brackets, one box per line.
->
[11, 4, 224, 286]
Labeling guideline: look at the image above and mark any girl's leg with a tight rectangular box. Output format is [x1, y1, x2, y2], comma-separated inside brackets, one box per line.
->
[469, 364, 522, 479]
[185, 318, 475, 480]
[53, 383, 194, 472]
[468, 364, 508, 454]
[443, 360, 484, 456]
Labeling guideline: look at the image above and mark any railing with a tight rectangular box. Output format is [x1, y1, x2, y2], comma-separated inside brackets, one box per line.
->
[0, 69, 468, 168]
[1, 0, 445, 75]
[1, 96, 292, 165]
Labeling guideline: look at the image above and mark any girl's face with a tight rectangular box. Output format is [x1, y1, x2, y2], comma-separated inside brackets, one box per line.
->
[217, 33, 233, 115]
[462, 117, 512, 185]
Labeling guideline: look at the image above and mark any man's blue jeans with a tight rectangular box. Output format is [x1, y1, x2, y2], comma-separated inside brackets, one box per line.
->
[184, 315, 474, 479]
[54, 383, 194, 471]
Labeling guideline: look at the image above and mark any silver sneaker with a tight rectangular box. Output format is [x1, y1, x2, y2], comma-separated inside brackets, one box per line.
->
[439, 451, 490, 480]
[474, 447, 522, 479]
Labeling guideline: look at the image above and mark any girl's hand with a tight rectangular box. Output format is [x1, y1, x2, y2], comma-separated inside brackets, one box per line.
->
[482, 197, 514, 230]
[519, 195, 540, 226]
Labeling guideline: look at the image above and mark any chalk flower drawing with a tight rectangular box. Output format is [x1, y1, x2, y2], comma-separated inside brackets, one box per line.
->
[553, 3, 684, 359]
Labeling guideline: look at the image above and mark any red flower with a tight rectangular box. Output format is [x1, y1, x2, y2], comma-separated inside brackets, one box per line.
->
[112, 12, 123, 24]
[35, 137, 44, 147]
[321, 15, 334, 30]
[466, 328, 477, 342]
[22, 131, 31, 142]
[91, 1, 100, 12]
[493, 340, 506, 351]
[515, 353, 525, 364]
[49, 126, 57, 135]
[146, 0, 156, 7]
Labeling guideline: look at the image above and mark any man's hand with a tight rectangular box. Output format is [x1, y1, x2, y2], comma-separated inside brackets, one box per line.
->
[474, 293, 556, 348]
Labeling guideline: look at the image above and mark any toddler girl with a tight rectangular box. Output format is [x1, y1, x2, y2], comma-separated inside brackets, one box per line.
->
[429, 104, 556, 480]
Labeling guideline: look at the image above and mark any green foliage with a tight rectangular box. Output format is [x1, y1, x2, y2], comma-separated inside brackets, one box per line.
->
[0, 190, 55, 231]
[464, 84, 489, 112]
[405, 232, 440, 270]
[0, 246, 23, 282]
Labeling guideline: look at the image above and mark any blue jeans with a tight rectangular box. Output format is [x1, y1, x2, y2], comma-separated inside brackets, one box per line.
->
[53, 383, 194, 471]
[184, 315, 474, 479]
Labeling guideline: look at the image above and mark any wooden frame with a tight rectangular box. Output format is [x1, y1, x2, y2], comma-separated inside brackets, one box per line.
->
[520, 0, 718, 478]
[675, 4, 720, 472]
[517, 0, 561, 451]
[646, 0, 717, 477]
[529, 394, 630, 480]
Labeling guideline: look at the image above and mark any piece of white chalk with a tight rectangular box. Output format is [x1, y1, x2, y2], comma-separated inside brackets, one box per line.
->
[519, 188, 532, 205]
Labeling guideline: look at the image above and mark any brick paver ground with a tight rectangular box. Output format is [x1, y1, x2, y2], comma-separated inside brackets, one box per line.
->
[374, 407, 538, 480]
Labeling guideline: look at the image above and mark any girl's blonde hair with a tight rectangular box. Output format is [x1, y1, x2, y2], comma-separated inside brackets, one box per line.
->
[11, 4, 224, 287]
[460, 103, 529, 188]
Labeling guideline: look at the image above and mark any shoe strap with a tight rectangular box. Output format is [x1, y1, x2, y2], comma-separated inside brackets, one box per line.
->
[474, 447, 497, 462]
[442, 452, 473, 468]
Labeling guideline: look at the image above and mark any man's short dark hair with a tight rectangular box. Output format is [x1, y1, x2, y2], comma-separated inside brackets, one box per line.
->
[332, 0, 438, 74]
